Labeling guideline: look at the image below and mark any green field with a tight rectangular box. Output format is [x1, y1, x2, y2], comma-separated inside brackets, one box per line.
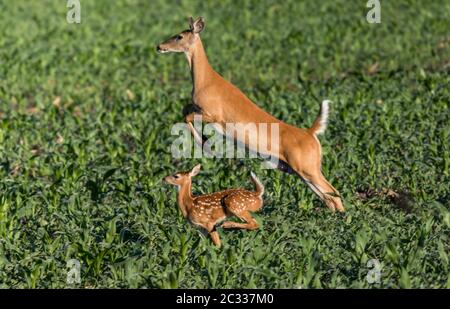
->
[0, 0, 449, 288]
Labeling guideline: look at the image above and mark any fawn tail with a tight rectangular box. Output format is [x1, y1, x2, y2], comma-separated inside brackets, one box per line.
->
[250, 172, 264, 197]
[309, 100, 330, 136]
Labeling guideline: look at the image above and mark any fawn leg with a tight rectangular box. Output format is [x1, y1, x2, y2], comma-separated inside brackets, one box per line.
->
[221, 211, 259, 231]
[209, 230, 221, 247]
[206, 224, 221, 247]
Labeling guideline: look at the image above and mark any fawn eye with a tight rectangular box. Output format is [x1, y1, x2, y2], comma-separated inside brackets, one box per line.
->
[175, 35, 183, 41]
[173, 174, 179, 179]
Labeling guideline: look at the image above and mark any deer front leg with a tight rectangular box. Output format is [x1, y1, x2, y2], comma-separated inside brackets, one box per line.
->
[185, 113, 206, 146]
[185, 112, 217, 155]
[209, 230, 222, 247]
[205, 224, 221, 247]
[185, 112, 216, 127]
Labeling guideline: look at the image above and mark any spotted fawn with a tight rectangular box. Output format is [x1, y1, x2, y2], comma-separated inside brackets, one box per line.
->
[163, 164, 264, 247]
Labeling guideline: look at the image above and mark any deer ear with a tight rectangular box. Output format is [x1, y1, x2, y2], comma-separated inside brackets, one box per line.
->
[191, 17, 205, 34]
[188, 16, 195, 30]
[190, 164, 201, 176]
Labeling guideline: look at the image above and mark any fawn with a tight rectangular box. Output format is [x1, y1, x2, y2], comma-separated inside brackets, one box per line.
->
[163, 164, 264, 247]
[157, 17, 344, 212]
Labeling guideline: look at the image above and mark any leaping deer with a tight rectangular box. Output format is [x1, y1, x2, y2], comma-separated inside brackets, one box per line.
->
[157, 17, 344, 212]
[163, 164, 264, 247]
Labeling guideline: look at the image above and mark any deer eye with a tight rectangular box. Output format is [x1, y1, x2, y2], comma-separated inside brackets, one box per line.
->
[175, 35, 183, 41]
[173, 174, 179, 179]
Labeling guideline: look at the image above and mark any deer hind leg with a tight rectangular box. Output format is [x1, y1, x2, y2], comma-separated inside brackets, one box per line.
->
[286, 142, 344, 212]
[303, 172, 344, 212]
[221, 210, 259, 231]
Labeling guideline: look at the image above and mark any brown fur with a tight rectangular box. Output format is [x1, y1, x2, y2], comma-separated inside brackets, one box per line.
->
[164, 165, 264, 247]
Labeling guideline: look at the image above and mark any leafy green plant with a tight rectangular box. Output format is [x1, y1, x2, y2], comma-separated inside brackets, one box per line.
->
[0, 0, 448, 288]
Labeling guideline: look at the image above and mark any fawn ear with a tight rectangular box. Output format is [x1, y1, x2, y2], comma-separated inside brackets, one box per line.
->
[190, 17, 205, 34]
[190, 164, 201, 176]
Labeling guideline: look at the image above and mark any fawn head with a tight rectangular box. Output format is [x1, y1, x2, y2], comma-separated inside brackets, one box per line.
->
[163, 164, 201, 186]
[157, 17, 205, 54]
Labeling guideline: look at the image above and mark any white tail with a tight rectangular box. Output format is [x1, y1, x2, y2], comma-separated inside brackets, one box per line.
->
[309, 100, 330, 136]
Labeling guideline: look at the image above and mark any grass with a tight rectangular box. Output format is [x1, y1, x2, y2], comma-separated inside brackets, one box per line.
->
[0, 0, 449, 288]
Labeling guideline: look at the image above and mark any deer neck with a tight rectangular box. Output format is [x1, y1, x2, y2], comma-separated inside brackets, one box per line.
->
[186, 37, 214, 92]
[176, 181, 193, 218]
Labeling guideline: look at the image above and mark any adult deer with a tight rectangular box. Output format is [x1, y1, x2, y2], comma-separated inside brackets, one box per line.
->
[157, 17, 344, 212]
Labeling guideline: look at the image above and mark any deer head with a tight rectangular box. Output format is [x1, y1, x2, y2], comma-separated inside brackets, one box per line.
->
[156, 17, 205, 54]
[163, 164, 201, 187]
